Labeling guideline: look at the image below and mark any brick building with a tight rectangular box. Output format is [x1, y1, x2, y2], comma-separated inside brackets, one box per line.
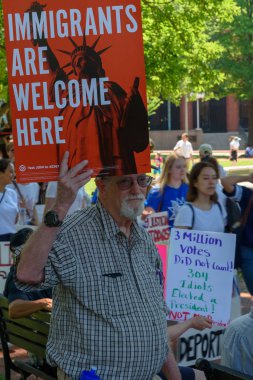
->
[149, 95, 249, 150]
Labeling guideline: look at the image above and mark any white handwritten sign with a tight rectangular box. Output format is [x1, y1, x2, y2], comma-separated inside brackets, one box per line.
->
[0, 242, 12, 293]
[176, 276, 241, 366]
[143, 211, 169, 244]
[166, 228, 236, 326]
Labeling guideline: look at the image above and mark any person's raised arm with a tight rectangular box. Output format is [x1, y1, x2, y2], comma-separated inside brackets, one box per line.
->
[221, 174, 253, 193]
[17, 152, 93, 284]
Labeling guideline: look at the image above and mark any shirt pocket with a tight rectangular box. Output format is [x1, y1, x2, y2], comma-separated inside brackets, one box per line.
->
[102, 274, 135, 317]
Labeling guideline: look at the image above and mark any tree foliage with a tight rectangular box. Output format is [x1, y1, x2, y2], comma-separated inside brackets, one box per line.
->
[141, 0, 239, 105]
[0, 0, 8, 102]
[214, 0, 253, 143]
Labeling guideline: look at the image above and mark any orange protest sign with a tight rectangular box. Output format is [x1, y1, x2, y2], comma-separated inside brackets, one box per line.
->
[2, 0, 150, 182]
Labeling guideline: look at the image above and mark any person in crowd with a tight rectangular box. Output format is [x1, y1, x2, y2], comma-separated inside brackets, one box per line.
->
[221, 307, 253, 375]
[153, 152, 164, 176]
[143, 154, 188, 229]
[0, 131, 12, 159]
[44, 181, 91, 216]
[229, 136, 240, 164]
[199, 156, 227, 213]
[4, 228, 52, 318]
[221, 173, 253, 295]
[245, 146, 253, 158]
[6, 144, 40, 224]
[6, 141, 15, 163]
[198, 143, 226, 178]
[91, 187, 99, 205]
[173, 133, 194, 170]
[174, 161, 226, 231]
[0, 158, 18, 241]
[16, 152, 207, 380]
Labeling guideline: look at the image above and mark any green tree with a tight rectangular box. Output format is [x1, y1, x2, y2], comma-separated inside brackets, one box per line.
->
[142, 0, 238, 106]
[215, 0, 253, 144]
[0, 0, 8, 103]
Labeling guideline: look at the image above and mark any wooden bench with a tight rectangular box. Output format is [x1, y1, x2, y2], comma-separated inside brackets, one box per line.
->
[0, 295, 57, 380]
[195, 358, 253, 380]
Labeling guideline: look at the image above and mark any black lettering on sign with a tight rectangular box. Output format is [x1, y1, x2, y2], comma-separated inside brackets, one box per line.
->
[179, 329, 225, 362]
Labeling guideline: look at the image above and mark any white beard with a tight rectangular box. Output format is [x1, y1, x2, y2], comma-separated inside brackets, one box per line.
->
[120, 194, 145, 220]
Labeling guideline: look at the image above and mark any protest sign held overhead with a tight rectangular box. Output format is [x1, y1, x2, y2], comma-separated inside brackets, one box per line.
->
[166, 228, 236, 327]
[2, 0, 150, 182]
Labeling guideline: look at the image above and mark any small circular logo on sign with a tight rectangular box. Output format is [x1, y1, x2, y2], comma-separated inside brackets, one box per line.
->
[19, 165, 26, 172]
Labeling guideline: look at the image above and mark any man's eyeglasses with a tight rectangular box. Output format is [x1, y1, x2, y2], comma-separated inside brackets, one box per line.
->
[116, 175, 153, 190]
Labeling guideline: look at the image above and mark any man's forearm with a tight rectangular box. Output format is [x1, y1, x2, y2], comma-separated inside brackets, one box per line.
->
[221, 174, 253, 193]
[161, 350, 181, 380]
[9, 299, 51, 319]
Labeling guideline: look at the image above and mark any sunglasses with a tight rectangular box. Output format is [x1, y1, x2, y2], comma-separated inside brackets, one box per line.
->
[115, 175, 153, 190]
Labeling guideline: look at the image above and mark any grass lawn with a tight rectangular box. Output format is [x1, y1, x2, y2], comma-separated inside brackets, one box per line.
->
[218, 158, 253, 167]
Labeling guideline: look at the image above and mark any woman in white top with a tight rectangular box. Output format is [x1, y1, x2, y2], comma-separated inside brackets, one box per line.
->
[174, 161, 226, 231]
[0, 159, 19, 241]
[44, 181, 90, 216]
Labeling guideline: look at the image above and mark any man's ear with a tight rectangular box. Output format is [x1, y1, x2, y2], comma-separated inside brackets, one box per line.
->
[95, 178, 107, 196]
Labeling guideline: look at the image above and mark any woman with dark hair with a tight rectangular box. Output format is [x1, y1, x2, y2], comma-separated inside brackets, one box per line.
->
[174, 161, 226, 231]
[143, 154, 188, 229]
[0, 158, 19, 241]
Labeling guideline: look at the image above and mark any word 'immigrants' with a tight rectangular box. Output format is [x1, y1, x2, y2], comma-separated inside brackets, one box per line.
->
[8, 5, 138, 42]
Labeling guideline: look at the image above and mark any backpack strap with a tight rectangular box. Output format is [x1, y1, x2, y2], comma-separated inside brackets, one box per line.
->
[241, 192, 253, 228]
[185, 202, 195, 229]
[216, 201, 223, 217]
[157, 190, 165, 212]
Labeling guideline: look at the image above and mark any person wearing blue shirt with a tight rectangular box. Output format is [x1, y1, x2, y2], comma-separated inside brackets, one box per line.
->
[143, 155, 188, 229]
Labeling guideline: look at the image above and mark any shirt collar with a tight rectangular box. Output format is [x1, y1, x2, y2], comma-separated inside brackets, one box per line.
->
[96, 200, 146, 241]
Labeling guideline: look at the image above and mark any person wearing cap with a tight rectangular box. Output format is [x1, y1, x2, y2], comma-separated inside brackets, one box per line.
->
[4, 228, 52, 319]
[198, 143, 226, 178]
[16, 152, 185, 380]
[173, 133, 194, 170]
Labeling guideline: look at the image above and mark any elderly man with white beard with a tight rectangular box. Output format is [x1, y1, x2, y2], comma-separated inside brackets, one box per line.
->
[16, 151, 181, 380]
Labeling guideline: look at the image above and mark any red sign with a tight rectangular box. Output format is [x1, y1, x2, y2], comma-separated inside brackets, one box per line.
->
[3, 0, 150, 182]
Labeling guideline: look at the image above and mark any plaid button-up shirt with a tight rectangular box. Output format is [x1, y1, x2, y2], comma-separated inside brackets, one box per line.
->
[21, 201, 169, 380]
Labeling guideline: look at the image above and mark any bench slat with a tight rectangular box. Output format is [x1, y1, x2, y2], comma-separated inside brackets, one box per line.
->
[3, 316, 50, 335]
[8, 335, 46, 358]
[5, 323, 48, 345]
